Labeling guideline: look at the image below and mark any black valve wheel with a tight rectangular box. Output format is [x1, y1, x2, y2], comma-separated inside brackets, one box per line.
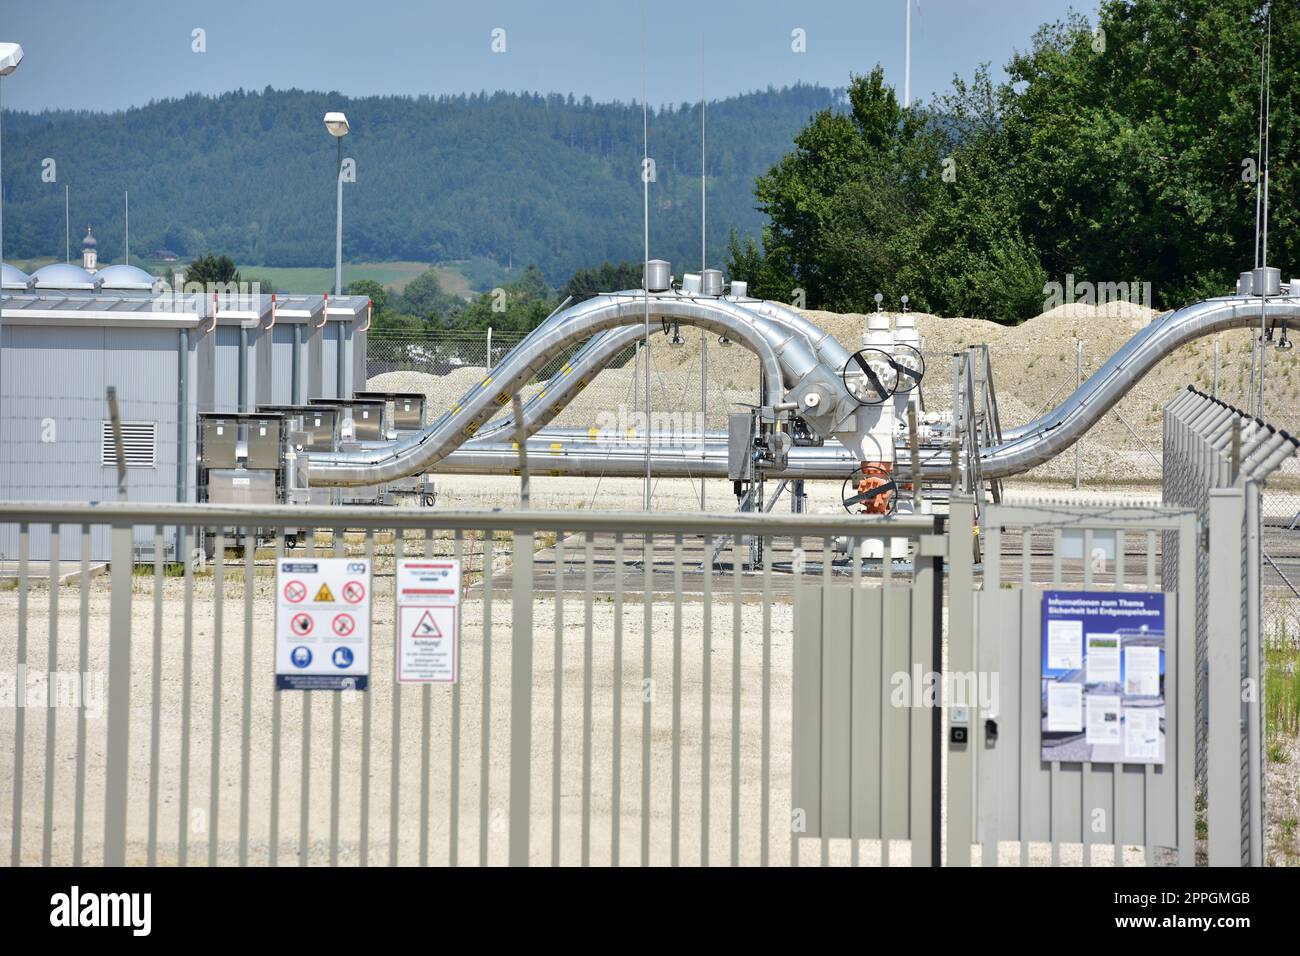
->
[841, 348, 899, 405]
[890, 344, 925, 394]
[841, 469, 899, 515]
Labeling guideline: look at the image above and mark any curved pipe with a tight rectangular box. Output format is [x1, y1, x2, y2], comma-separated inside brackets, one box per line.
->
[974, 295, 1300, 478]
[738, 297, 853, 371]
[470, 295, 837, 448]
[309, 293, 793, 486]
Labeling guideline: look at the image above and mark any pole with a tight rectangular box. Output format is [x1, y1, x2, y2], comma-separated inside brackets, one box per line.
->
[1074, 340, 1082, 490]
[124, 191, 129, 265]
[64, 185, 69, 262]
[700, 36, 707, 512]
[641, 1, 651, 510]
[335, 136, 343, 296]
[1213, 337, 1220, 399]
[903, 0, 912, 108]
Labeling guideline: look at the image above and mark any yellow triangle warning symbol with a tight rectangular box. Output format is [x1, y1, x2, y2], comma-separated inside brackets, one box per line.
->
[314, 582, 335, 602]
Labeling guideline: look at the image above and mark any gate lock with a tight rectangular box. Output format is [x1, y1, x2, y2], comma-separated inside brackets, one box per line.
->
[949, 706, 969, 745]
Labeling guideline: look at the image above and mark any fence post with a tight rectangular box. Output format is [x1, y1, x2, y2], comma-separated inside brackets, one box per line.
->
[103, 521, 134, 865]
[1206, 487, 1245, 866]
[946, 497, 976, 866]
[508, 528, 534, 866]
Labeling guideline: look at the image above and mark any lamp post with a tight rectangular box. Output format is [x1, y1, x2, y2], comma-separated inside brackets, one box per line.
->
[324, 111, 350, 295]
[0, 42, 25, 408]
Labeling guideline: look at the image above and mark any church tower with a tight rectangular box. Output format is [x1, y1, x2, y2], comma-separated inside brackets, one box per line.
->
[81, 225, 97, 272]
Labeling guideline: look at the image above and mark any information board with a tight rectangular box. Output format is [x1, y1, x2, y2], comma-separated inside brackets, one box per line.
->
[1040, 590, 1165, 765]
[395, 558, 461, 683]
[276, 557, 371, 690]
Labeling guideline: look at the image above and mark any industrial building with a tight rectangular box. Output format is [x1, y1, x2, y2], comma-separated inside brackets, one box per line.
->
[0, 257, 370, 560]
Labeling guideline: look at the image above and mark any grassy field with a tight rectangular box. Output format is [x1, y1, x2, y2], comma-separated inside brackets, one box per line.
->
[219, 261, 466, 296]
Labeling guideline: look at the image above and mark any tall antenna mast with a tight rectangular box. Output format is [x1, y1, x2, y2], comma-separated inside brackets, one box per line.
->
[124, 190, 129, 264]
[1258, 3, 1273, 418]
[903, 0, 912, 108]
[700, 34, 708, 511]
[64, 185, 70, 263]
[641, 0, 652, 510]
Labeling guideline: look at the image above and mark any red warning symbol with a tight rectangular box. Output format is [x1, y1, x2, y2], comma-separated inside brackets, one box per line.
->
[332, 613, 356, 637]
[342, 580, 367, 604]
[410, 609, 443, 639]
[290, 612, 314, 637]
[283, 580, 308, 603]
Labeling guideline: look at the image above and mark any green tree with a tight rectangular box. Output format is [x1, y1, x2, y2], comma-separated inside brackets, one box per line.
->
[559, 261, 645, 301]
[396, 269, 458, 321]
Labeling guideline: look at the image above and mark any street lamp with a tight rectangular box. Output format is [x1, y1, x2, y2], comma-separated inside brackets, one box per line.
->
[324, 111, 350, 296]
[0, 42, 25, 407]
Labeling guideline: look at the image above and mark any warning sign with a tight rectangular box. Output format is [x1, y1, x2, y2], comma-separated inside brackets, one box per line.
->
[276, 558, 371, 691]
[395, 559, 460, 683]
[410, 609, 442, 638]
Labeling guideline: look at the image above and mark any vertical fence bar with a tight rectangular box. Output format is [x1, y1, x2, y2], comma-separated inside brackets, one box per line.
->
[665, 535, 681, 866]
[146, 527, 163, 867]
[360, 529, 376, 866]
[104, 521, 134, 867]
[41, 525, 61, 867]
[642, 532, 653, 866]
[450, 530, 464, 866]
[73, 524, 90, 867]
[552, 533, 565, 866]
[948, 499, 976, 867]
[582, 532, 595, 865]
[240, 527, 255, 867]
[209, 529, 225, 866]
[329, 528, 344, 869]
[270, 529, 285, 867]
[761, 533, 772, 867]
[9, 523, 28, 867]
[700, 531, 711, 868]
[419, 535, 432, 867]
[178, 526, 195, 866]
[509, 527, 535, 867]
[480, 534, 495, 867]
[732, 536, 744, 866]
[390, 531, 404, 865]
[612, 532, 624, 866]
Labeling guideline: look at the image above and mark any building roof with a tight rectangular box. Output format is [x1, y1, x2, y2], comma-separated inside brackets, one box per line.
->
[30, 262, 99, 290]
[0, 262, 30, 290]
[96, 264, 161, 291]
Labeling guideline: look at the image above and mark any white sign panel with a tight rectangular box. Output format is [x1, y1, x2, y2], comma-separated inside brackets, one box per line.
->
[396, 559, 460, 683]
[276, 557, 371, 690]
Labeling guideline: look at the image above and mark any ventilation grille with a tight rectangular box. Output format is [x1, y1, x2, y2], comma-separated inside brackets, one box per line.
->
[101, 421, 157, 469]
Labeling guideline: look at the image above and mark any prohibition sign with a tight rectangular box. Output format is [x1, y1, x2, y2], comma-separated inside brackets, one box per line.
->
[283, 579, 308, 603]
[290, 612, 314, 637]
[342, 580, 367, 604]
[332, 613, 357, 637]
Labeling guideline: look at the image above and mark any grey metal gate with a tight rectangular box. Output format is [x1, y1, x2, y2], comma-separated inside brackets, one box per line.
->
[963, 500, 1198, 866]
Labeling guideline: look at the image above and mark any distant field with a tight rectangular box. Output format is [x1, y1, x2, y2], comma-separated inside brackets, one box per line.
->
[226, 261, 462, 296]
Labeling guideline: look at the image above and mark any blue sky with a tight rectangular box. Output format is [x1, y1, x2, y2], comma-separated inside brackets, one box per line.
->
[2, 0, 1097, 112]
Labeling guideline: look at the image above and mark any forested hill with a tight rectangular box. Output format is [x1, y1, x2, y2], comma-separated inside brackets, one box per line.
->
[2, 85, 840, 282]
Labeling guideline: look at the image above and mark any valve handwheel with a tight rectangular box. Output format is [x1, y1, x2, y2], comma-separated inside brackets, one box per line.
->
[841, 468, 898, 515]
[841, 348, 900, 405]
[891, 344, 925, 394]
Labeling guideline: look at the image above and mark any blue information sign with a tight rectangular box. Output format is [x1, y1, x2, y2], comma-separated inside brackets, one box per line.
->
[1040, 590, 1165, 765]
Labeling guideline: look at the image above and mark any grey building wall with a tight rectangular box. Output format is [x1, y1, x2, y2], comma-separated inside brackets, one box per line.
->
[0, 323, 194, 561]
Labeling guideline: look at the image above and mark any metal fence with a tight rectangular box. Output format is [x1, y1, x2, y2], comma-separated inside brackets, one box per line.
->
[1, 500, 938, 867]
[1161, 386, 1298, 865]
